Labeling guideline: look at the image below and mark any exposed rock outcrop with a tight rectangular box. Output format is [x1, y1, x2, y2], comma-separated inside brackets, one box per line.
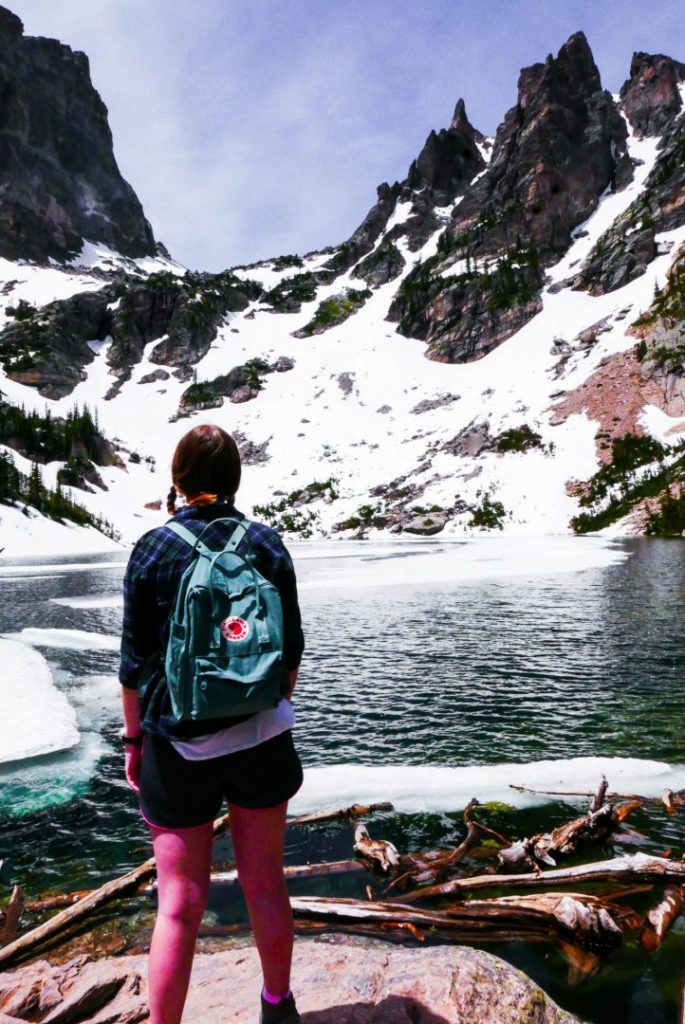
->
[0, 271, 263, 399]
[573, 112, 685, 294]
[0, 5, 155, 262]
[390, 32, 633, 362]
[551, 248, 685, 456]
[629, 243, 685, 417]
[352, 238, 406, 288]
[619, 52, 685, 137]
[322, 183, 402, 276]
[0, 942, 581, 1024]
[323, 98, 485, 277]
[0, 286, 119, 398]
[178, 356, 293, 415]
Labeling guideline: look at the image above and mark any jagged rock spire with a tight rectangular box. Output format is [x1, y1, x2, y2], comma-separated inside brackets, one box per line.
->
[450, 98, 485, 142]
[619, 52, 685, 137]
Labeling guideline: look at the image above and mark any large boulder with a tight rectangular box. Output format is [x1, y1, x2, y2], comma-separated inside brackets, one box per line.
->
[0, 941, 581, 1024]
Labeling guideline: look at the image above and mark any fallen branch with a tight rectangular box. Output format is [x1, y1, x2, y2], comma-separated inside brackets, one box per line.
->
[392, 853, 685, 905]
[205, 860, 365, 887]
[353, 824, 400, 874]
[291, 802, 393, 825]
[498, 777, 636, 871]
[640, 885, 685, 952]
[509, 782, 682, 810]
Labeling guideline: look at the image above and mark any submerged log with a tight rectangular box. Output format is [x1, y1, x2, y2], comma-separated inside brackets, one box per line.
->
[0, 801, 392, 970]
[394, 853, 685, 905]
[0, 887, 24, 947]
[639, 885, 685, 952]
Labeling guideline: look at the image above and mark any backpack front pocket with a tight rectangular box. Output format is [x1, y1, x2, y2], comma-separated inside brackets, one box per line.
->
[191, 652, 284, 720]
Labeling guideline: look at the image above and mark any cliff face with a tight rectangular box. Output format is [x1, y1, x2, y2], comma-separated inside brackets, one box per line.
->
[387, 32, 634, 363]
[619, 51, 685, 138]
[0, 5, 155, 262]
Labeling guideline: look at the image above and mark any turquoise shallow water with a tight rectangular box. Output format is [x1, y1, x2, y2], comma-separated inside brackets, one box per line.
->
[0, 538, 684, 1023]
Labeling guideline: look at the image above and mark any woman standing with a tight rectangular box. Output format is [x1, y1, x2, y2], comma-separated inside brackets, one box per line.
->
[120, 424, 304, 1024]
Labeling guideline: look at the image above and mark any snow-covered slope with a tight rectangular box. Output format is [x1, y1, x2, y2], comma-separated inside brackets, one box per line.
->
[0, 37, 684, 552]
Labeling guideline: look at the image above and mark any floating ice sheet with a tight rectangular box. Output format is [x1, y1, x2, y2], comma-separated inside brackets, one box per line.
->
[0, 638, 79, 764]
[291, 756, 685, 815]
[50, 594, 123, 609]
[295, 535, 629, 591]
[3, 628, 120, 651]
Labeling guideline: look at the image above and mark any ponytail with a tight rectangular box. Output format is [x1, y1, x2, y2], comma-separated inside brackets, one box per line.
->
[167, 485, 178, 516]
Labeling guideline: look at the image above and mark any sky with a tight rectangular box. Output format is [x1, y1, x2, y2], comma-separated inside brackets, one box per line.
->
[7, 0, 685, 272]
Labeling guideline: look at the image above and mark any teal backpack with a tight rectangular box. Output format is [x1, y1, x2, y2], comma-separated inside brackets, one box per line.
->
[164, 518, 287, 725]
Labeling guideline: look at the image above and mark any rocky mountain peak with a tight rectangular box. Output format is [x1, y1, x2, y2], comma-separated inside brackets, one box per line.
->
[324, 98, 485, 278]
[0, 3, 156, 263]
[447, 31, 631, 261]
[388, 31, 635, 364]
[0, 4, 21, 38]
[619, 51, 685, 137]
[449, 97, 484, 141]
[404, 97, 485, 207]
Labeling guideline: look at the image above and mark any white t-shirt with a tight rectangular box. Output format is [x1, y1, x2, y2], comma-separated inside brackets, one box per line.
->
[170, 698, 295, 761]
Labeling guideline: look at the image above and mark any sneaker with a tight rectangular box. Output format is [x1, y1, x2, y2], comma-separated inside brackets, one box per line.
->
[259, 992, 301, 1024]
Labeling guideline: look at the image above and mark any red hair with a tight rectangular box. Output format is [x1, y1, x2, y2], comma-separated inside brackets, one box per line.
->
[168, 424, 241, 513]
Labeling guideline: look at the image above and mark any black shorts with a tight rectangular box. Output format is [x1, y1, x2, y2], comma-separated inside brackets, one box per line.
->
[139, 729, 303, 829]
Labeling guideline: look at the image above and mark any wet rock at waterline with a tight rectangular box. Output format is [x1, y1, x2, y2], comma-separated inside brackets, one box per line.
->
[0, 942, 581, 1024]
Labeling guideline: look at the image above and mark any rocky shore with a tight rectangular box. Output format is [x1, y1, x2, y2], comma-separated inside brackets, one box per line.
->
[0, 938, 581, 1023]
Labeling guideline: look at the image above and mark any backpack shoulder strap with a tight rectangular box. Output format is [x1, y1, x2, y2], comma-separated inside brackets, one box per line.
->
[166, 517, 253, 558]
[223, 519, 250, 553]
[166, 520, 213, 557]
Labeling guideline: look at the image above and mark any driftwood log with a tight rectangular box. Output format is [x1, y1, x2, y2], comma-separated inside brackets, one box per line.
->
[289, 891, 626, 982]
[393, 853, 685, 905]
[0, 801, 392, 971]
[639, 885, 685, 952]
[498, 776, 636, 872]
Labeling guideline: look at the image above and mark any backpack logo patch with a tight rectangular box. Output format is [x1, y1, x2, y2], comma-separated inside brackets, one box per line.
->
[221, 616, 250, 643]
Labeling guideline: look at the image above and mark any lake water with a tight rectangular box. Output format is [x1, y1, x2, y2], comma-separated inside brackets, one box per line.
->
[0, 536, 684, 1023]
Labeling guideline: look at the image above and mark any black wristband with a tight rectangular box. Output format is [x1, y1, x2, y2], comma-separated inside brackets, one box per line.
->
[122, 732, 144, 747]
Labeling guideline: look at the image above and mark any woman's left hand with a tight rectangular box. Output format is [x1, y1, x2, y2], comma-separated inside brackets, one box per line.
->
[125, 744, 143, 793]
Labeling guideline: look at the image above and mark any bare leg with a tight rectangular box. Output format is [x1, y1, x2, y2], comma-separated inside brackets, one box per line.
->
[147, 821, 214, 1024]
[229, 801, 293, 995]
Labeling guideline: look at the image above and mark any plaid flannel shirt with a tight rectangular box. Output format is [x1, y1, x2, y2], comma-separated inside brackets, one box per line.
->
[119, 502, 304, 739]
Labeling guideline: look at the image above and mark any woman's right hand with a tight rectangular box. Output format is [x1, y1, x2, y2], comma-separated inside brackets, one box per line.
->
[125, 743, 143, 793]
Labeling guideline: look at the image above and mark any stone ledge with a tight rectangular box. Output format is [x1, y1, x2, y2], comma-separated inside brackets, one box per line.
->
[0, 938, 581, 1024]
